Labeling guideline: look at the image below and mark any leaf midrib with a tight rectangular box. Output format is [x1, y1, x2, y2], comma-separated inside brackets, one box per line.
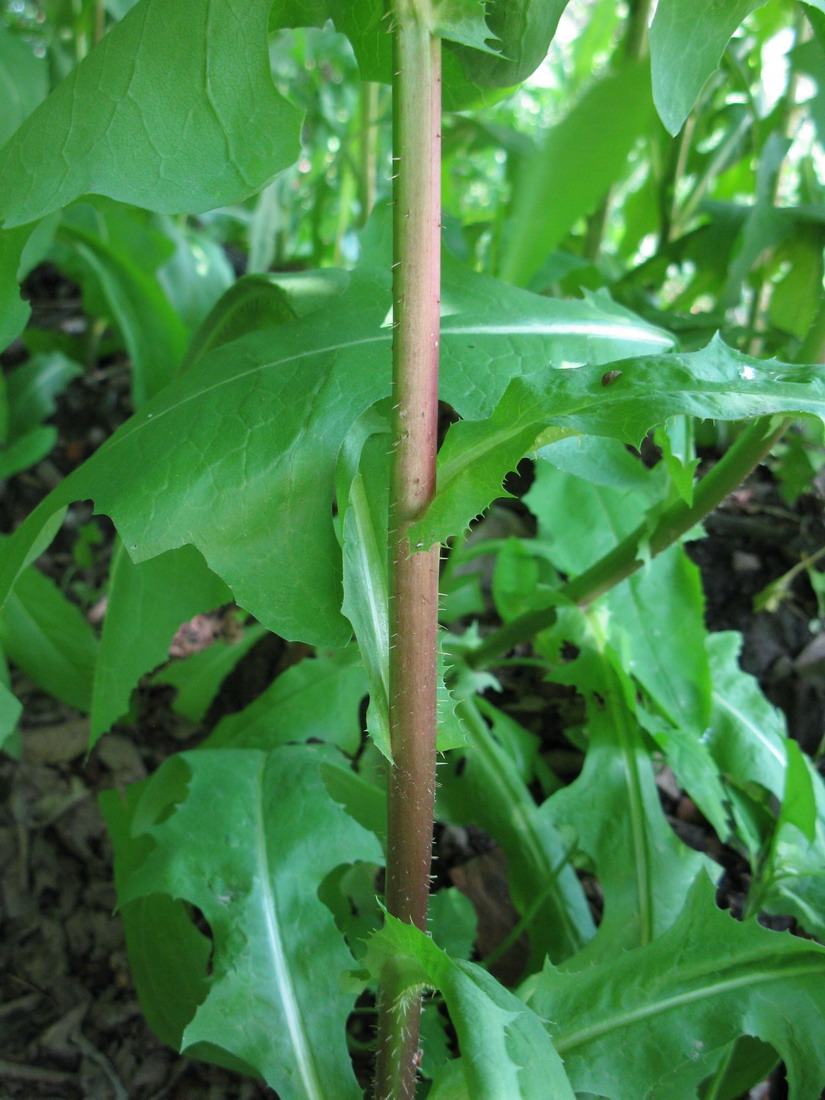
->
[254, 756, 325, 1099]
[554, 956, 823, 1053]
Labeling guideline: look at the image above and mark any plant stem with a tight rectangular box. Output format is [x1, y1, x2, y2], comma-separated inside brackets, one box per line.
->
[468, 414, 789, 668]
[374, 3, 441, 1098]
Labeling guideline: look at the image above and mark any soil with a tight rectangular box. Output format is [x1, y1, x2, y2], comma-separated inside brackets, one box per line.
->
[2, 275, 824, 1099]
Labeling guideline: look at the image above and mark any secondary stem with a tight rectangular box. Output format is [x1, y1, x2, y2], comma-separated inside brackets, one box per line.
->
[374, 4, 441, 1099]
[469, 291, 825, 670]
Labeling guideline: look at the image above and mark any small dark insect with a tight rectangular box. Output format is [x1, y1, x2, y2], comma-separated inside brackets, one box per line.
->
[601, 370, 623, 386]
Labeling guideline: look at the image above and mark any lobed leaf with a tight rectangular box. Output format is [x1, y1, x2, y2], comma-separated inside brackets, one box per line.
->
[0, 256, 669, 648]
[357, 913, 577, 1099]
[119, 745, 382, 1099]
[452, 0, 572, 88]
[411, 337, 825, 550]
[538, 608, 706, 962]
[532, 876, 825, 1100]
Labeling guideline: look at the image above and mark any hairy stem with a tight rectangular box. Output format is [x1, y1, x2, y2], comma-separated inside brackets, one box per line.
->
[374, 4, 442, 1098]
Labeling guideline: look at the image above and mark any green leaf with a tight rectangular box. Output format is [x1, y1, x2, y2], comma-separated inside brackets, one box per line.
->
[358, 913, 577, 1100]
[451, 0, 572, 88]
[0, 564, 97, 712]
[0, 226, 32, 352]
[338, 417, 392, 755]
[203, 648, 367, 757]
[705, 631, 788, 799]
[440, 698, 595, 964]
[607, 547, 712, 734]
[155, 218, 234, 335]
[0, 253, 671, 649]
[0, 24, 48, 148]
[91, 540, 231, 745]
[99, 774, 212, 1052]
[180, 272, 351, 373]
[0, 0, 303, 228]
[757, 740, 825, 940]
[538, 608, 705, 962]
[429, 887, 478, 959]
[533, 876, 825, 1100]
[411, 337, 825, 550]
[432, 0, 500, 54]
[0, 427, 57, 481]
[499, 61, 654, 287]
[119, 745, 382, 1098]
[150, 622, 267, 723]
[56, 201, 191, 404]
[650, 0, 771, 135]
[4, 352, 82, 439]
[0, 675, 22, 755]
[524, 439, 661, 576]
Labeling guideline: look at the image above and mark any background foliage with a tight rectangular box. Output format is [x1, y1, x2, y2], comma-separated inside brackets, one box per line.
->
[2, 0, 825, 1097]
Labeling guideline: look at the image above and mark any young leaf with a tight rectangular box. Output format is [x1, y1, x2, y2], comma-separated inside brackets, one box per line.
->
[337, 415, 392, 754]
[650, 0, 771, 135]
[533, 876, 825, 1100]
[431, 0, 500, 54]
[0, 352, 82, 479]
[119, 745, 382, 1099]
[202, 647, 368, 756]
[0, 226, 32, 352]
[357, 913, 577, 1099]
[0, 0, 303, 227]
[0, 563, 97, 712]
[538, 609, 705, 962]
[440, 698, 595, 964]
[606, 547, 712, 734]
[0, 673, 22, 755]
[499, 61, 654, 288]
[150, 622, 267, 723]
[90, 540, 231, 746]
[56, 202, 191, 404]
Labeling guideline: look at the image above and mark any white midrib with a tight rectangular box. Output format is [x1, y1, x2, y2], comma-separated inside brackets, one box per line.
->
[107, 317, 670, 449]
[712, 691, 786, 766]
[254, 760, 325, 1100]
[555, 958, 823, 1053]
